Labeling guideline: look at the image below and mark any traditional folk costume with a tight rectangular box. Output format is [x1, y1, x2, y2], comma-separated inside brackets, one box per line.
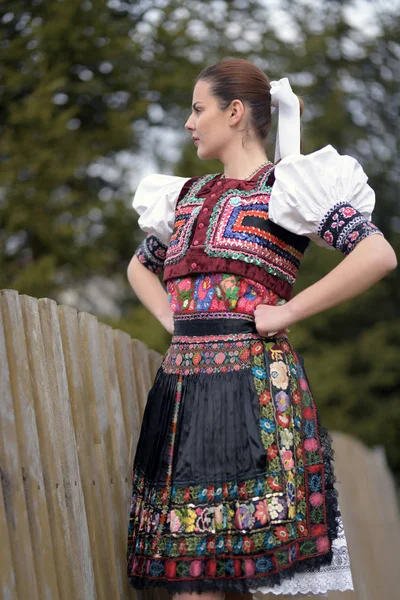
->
[126, 78, 383, 596]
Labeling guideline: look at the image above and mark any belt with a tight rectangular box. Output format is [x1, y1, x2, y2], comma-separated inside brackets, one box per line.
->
[173, 317, 258, 336]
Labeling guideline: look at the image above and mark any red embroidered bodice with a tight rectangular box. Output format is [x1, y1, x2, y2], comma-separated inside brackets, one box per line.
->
[160, 165, 310, 301]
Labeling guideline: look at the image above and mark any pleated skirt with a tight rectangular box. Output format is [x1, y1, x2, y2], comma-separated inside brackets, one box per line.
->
[126, 317, 353, 596]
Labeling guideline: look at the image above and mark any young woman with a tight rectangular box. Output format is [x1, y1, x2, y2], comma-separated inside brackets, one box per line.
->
[126, 58, 397, 599]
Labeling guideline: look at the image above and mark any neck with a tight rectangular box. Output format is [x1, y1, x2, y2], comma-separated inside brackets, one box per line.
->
[220, 142, 270, 179]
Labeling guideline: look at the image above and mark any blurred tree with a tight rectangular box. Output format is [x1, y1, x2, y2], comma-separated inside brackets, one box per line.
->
[101, 303, 172, 355]
[0, 0, 142, 298]
[0, 0, 266, 299]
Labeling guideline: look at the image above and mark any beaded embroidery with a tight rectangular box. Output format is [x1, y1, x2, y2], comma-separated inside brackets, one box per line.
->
[127, 334, 333, 586]
[163, 166, 309, 286]
[205, 186, 306, 285]
[318, 201, 383, 255]
[165, 174, 218, 266]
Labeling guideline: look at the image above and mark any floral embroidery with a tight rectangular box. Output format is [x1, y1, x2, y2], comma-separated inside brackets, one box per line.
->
[282, 450, 294, 471]
[318, 201, 383, 254]
[274, 391, 290, 412]
[134, 233, 167, 274]
[269, 361, 290, 390]
[193, 275, 215, 310]
[167, 272, 284, 317]
[127, 332, 333, 586]
[127, 263, 341, 591]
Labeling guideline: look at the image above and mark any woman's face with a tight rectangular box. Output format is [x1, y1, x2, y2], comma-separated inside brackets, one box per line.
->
[184, 79, 235, 160]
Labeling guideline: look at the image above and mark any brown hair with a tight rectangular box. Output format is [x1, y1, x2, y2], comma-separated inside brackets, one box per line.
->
[195, 57, 304, 147]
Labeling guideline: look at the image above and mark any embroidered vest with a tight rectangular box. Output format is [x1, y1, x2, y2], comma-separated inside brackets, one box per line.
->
[162, 166, 310, 300]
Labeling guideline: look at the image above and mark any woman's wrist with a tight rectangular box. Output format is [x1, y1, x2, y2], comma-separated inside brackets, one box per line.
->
[282, 299, 301, 329]
[158, 309, 174, 334]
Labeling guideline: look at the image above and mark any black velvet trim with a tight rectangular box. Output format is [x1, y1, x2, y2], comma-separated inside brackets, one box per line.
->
[173, 317, 258, 336]
[134, 233, 168, 274]
[317, 201, 383, 255]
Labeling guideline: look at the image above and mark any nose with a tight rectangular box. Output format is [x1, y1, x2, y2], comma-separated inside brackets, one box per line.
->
[184, 114, 194, 130]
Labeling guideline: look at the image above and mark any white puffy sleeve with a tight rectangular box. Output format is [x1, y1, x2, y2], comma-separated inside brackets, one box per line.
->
[132, 173, 190, 245]
[269, 144, 384, 254]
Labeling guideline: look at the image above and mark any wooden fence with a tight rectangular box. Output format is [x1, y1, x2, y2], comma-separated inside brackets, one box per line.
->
[0, 289, 399, 600]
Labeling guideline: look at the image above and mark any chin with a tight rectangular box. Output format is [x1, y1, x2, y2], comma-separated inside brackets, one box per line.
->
[197, 146, 219, 161]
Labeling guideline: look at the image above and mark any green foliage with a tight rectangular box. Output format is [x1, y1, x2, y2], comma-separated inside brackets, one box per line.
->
[101, 303, 172, 355]
[0, 0, 144, 296]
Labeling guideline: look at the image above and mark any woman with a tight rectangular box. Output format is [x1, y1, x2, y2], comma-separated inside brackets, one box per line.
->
[126, 58, 397, 599]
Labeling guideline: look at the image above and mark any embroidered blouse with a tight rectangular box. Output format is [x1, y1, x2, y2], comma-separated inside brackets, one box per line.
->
[132, 145, 383, 301]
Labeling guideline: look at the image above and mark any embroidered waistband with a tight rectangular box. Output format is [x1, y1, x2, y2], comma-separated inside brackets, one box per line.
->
[173, 311, 255, 322]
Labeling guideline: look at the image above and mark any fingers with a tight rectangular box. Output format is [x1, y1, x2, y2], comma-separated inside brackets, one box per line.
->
[257, 328, 290, 337]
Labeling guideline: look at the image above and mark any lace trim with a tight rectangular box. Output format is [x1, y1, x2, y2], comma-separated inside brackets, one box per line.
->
[128, 419, 344, 595]
[250, 515, 354, 596]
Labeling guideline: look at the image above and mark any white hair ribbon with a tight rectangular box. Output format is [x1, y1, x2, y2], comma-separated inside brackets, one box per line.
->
[270, 77, 301, 163]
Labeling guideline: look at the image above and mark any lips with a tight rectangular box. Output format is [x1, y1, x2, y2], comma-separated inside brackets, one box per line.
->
[192, 137, 199, 143]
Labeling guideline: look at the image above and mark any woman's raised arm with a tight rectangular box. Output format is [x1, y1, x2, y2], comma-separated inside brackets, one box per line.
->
[254, 234, 397, 336]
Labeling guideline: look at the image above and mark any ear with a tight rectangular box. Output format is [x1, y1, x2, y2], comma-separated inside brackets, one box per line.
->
[229, 99, 245, 125]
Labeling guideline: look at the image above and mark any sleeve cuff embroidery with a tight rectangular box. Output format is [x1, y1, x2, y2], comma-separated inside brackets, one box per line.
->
[317, 201, 383, 255]
[134, 234, 168, 274]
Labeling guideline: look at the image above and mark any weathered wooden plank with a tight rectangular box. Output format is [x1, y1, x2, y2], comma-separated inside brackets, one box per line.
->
[58, 303, 114, 600]
[33, 297, 96, 600]
[148, 349, 163, 382]
[365, 446, 400, 594]
[78, 311, 124, 599]
[113, 331, 144, 600]
[99, 322, 135, 599]
[99, 323, 129, 510]
[0, 290, 42, 600]
[131, 339, 154, 418]
[0, 478, 17, 600]
[112, 329, 141, 485]
[331, 432, 400, 600]
[0, 302, 18, 600]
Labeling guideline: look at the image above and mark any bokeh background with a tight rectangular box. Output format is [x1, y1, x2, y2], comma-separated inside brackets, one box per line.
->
[1, 0, 399, 488]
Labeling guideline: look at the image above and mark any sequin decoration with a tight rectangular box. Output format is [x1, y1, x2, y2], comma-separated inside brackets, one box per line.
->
[204, 185, 306, 285]
[164, 174, 219, 266]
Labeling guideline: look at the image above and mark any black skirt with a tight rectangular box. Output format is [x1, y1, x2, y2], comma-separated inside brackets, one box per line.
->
[126, 317, 340, 595]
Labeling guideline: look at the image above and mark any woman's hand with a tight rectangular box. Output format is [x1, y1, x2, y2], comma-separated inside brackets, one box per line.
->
[254, 303, 292, 337]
